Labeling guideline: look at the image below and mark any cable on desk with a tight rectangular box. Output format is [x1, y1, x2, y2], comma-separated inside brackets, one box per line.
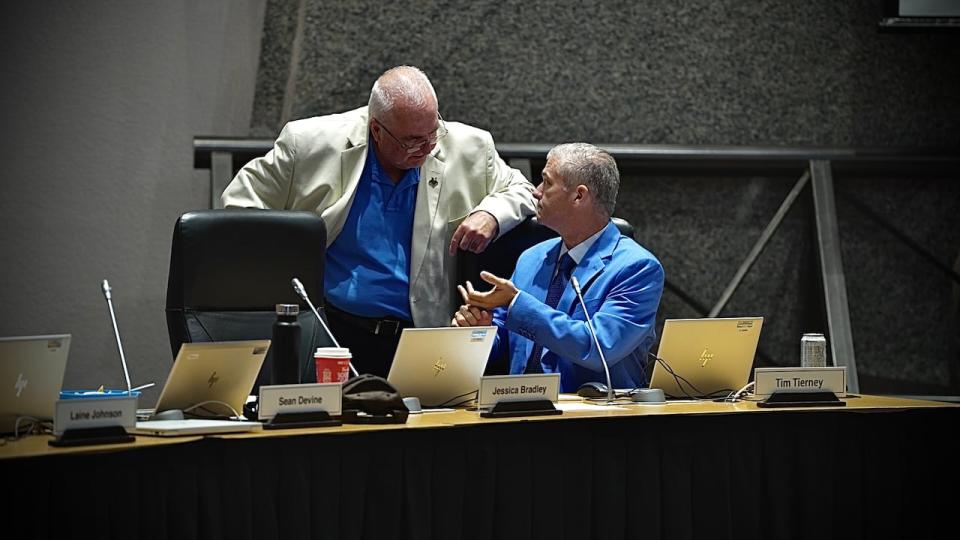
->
[436, 390, 478, 408]
[184, 400, 242, 419]
[1, 416, 51, 445]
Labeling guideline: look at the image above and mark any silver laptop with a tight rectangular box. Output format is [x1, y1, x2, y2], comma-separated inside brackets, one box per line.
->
[0, 334, 71, 433]
[151, 340, 270, 419]
[130, 418, 262, 437]
[386, 326, 496, 408]
[649, 317, 763, 399]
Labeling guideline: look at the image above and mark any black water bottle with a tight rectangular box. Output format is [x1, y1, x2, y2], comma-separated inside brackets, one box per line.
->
[272, 303, 301, 385]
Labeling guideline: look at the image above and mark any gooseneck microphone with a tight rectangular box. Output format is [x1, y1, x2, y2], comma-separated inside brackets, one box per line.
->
[291, 277, 359, 377]
[101, 279, 133, 396]
[571, 276, 615, 403]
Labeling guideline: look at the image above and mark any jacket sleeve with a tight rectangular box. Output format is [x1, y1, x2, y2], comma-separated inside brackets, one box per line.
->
[469, 133, 536, 237]
[506, 257, 664, 372]
[220, 123, 297, 209]
[484, 305, 512, 370]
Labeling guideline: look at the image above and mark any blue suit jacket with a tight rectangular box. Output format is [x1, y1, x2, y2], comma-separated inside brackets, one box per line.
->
[489, 221, 664, 393]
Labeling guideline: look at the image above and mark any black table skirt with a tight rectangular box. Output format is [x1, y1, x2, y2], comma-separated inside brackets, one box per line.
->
[6, 407, 957, 540]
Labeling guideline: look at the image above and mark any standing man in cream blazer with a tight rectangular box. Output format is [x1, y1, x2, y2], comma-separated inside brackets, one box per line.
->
[222, 66, 535, 376]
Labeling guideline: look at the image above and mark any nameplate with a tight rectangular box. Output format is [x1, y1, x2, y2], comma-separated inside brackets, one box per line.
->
[478, 373, 560, 408]
[259, 383, 342, 420]
[54, 396, 137, 436]
[754, 367, 847, 397]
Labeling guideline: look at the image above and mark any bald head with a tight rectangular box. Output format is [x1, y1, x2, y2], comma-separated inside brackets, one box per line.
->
[368, 66, 438, 122]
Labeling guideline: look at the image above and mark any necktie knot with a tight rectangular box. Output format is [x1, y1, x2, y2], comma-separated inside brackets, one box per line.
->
[557, 253, 575, 277]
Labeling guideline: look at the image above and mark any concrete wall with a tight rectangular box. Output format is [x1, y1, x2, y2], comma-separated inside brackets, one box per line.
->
[251, 0, 959, 147]
[0, 1, 266, 404]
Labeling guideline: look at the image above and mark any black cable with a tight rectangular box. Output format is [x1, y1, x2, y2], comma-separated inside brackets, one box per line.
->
[647, 352, 734, 401]
[436, 389, 478, 408]
[648, 352, 703, 399]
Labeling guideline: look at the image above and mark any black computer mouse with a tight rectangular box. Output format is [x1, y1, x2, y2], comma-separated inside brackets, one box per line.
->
[576, 381, 610, 399]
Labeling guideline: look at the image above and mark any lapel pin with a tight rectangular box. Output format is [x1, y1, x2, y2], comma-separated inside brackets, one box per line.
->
[429, 177, 438, 188]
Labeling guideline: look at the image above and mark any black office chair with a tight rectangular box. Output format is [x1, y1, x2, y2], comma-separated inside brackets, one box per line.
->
[457, 216, 636, 374]
[165, 209, 335, 392]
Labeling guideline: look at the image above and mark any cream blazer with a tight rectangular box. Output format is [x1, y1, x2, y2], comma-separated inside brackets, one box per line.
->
[222, 106, 536, 327]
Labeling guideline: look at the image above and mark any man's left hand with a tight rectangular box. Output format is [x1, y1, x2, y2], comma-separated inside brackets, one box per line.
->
[449, 211, 499, 255]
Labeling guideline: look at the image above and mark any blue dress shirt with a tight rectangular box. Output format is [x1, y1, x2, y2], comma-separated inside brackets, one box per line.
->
[325, 145, 419, 320]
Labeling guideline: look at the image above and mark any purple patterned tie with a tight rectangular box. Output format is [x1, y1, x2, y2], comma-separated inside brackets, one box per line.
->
[524, 253, 576, 373]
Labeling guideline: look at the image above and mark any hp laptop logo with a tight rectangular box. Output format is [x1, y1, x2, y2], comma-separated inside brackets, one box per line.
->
[207, 371, 220, 388]
[14, 373, 28, 397]
[699, 347, 714, 367]
[433, 360, 447, 377]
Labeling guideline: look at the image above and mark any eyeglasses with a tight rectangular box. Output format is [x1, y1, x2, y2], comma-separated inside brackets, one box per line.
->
[373, 113, 447, 154]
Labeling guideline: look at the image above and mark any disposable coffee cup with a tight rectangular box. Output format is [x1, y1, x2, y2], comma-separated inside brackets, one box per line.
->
[314, 347, 352, 383]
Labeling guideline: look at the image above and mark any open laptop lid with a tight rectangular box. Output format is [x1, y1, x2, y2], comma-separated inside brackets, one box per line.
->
[650, 317, 763, 399]
[0, 334, 71, 433]
[153, 340, 269, 418]
[386, 327, 496, 408]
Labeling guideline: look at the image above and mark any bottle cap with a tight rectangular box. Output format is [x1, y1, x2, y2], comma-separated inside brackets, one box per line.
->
[275, 303, 300, 316]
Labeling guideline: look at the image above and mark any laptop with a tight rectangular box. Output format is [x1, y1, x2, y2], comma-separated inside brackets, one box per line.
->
[130, 418, 262, 436]
[386, 326, 496, 408]
[0, 334, 71, 434]
[149, 340, 270, 419]
[649, 317, 763, 399]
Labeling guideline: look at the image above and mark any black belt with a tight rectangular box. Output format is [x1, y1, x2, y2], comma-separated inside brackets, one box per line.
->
[325, 303, 413, 337]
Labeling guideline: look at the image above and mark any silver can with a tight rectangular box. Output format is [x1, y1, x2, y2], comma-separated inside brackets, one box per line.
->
[800, 333, 827, 368]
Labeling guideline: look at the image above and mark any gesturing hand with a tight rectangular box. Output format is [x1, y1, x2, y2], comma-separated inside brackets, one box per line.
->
[451, 279, 494, 327]
[459, 271, 519, 310]
[451, 304, 494, 327]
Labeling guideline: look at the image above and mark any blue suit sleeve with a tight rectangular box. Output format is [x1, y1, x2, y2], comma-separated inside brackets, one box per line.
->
[484, 305, 512, 369]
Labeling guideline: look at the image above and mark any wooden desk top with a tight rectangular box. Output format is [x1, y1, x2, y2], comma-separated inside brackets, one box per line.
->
[2, 394, 953, 461]
[0, 431, 202, 461]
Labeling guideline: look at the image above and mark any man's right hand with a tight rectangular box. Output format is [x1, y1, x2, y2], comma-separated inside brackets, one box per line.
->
[451, 304, 493, 327]
[451, 281, 493, 327]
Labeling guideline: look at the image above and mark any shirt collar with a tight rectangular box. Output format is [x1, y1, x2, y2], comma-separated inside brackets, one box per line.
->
[559, 225, 607, 265]
[367, 136, 420, 187]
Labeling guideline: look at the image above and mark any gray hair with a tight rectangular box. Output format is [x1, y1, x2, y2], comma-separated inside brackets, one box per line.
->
[368, 66, 437, 121]
[546, 143, 620, 218]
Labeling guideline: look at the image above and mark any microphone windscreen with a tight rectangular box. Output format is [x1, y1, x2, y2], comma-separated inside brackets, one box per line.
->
[291, 277, 306, 297]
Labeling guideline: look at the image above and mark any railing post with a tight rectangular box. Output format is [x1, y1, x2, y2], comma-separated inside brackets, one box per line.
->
[210, 151, 233, 209]
[810, 160, 859, 392]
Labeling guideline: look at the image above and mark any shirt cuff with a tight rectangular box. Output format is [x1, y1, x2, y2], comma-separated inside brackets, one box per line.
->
[506, 290, 520, 315]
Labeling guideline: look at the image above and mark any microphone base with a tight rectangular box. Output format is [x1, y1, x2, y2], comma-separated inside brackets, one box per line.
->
[480, 399, 562, 418]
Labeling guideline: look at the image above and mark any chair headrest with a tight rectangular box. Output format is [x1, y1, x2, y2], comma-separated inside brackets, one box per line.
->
[166, 209, 326, 310]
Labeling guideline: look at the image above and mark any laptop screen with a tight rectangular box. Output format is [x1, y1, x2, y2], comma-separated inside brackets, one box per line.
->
[153, 340, 269, 418]
[649, 318, 763, 399]
[0, 334, 71, 433]
[386, 327, 496, 408]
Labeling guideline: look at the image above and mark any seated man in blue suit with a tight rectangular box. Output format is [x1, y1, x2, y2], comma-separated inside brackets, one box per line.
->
[452, 143, 664, 393]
